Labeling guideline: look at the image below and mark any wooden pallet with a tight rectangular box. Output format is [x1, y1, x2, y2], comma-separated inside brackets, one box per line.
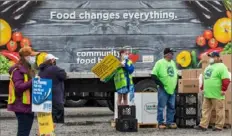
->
[137, 123, 158, 128]
[111, 120, 158, 129]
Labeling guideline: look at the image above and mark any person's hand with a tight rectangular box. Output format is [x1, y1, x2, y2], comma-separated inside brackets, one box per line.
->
[100, 79, 105, 83]
[34, 75, 40, 81]
[121, 61, 125, 67]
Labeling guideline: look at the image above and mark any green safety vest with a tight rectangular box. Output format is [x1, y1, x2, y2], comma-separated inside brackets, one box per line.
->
[114, 60, 133, 90]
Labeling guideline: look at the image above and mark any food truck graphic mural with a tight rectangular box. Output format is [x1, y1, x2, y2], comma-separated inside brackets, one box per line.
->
[0, 0, 231, 73]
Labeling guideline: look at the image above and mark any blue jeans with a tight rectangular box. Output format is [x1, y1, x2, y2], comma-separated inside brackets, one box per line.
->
[15, 112, 34, 136]
[157, 87, 176, 125]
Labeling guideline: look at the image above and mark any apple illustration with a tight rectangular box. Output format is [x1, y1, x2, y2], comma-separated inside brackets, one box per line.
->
[129, 50, 139, 63]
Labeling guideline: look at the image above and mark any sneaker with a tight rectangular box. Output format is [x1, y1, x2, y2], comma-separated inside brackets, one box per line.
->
[194, 125, 207, 131]
[158, 123, 167, 129]
[212, 127, 222, 131]
[166, 123, 178, 129]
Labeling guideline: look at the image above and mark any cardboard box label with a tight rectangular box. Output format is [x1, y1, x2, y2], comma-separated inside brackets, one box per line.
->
[178, 79, 199, 93]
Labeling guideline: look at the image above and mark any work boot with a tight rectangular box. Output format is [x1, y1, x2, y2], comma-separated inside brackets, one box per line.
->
[212, 127, 222, 131]
[194, 125, 207, 131]
[166, 123, 178, 129]
[158, 123, 167, 129]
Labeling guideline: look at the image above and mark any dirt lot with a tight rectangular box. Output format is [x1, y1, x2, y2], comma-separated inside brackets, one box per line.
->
[0, 108, 231, 136]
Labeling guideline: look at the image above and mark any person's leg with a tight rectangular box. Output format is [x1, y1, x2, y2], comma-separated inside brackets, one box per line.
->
[118, 94, 123, 105]
[122, 93, 128, 105]
[213, 99, 225, 130]
[166, 93, 176, 128]
[157, 87, 169, 128]
[15, 112, 34, 136]
[199, 98, 213, 129]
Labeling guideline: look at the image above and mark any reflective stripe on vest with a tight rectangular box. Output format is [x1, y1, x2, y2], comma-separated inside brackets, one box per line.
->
[114, 61, 133, 90]
[8, 68, 31, 105]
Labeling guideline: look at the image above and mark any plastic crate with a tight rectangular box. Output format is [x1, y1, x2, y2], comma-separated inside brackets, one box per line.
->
[176, 93, 198, 107]
[176, 106, 198, 118]
[176, 117, 199, 128]
[118, 105, 136, 119]
[116, 118, 138, 132]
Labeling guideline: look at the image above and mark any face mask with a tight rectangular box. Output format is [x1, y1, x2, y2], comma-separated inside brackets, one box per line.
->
[209, 58, 214, 64]
[25, 56, 36, 65]
[123, 55, 129, 60]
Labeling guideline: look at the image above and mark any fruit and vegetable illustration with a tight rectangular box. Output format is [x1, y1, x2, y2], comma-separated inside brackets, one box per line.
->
[0, 1, 39, 74]
[176, 0, 231, 69]
[0, 0, 231, 72]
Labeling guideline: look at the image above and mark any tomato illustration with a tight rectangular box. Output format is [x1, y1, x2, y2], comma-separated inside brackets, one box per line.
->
[20, 38, 31, 48]
[6, 40, 18, 52]
[12, 32, 23, 42]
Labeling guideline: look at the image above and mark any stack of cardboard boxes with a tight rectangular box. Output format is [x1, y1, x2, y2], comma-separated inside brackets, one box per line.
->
[178, 69, 202, 93]
[201, 54, 232, 125]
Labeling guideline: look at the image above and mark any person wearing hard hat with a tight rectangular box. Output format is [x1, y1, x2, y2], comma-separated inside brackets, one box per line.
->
[151, 48, 178, 129]
[195, 52, 230, 131]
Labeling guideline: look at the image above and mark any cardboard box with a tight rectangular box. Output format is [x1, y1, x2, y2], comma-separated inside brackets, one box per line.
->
[210, 110, 231, 125]
[181, 69, 202, 79]
[221, 55, 231, 72]
[178, 79, 199, 93]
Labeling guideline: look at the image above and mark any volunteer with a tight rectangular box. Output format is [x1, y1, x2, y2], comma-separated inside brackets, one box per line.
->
[114, 49, 135, 105]
[7, 47, 39, 136]
[151, 48, 178, 129]
[195, 52, 230, 131]
[38, 54, 67, 128]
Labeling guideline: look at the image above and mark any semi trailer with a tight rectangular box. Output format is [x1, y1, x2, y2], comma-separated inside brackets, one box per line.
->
[0, 0, 230, 111]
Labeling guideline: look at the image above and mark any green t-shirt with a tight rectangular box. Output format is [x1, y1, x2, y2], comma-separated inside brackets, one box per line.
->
[203, 63, 229, 99]
[151, 58, 178, 94]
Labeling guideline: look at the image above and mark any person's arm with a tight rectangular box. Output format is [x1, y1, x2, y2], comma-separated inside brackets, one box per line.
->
[13, 70, 32, 93]
[151, 62, 164, 88]
[54, 66, 67, 80]
[124, 60, 134, 74]
[220, 65, 230, 92]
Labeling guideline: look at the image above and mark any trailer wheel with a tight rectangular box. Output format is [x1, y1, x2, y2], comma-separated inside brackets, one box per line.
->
[65, 99, 88, 107]
[94, 92, 108, 107]
[107, 92, 114, 112]
[135, 79, 157, 92]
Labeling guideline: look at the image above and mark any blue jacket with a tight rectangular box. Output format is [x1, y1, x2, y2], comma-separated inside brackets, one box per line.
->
[38, 63, 67, 104]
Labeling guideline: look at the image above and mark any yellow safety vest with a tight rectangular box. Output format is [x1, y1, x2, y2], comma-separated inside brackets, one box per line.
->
[8, 68, 31, 105]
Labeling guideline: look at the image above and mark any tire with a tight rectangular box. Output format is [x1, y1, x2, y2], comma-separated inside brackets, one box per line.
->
[135, 79, 157, 92]
[64, 99, 88, 107]
[107, 92, 114, 112]
[94, 92, 108, 107]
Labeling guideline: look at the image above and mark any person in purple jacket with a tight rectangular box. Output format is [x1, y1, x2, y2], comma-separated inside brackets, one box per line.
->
[7, 47, 39, 136]
[38, 54, 67, 129]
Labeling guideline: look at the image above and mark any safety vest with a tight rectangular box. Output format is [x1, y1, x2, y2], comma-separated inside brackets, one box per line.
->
[114, 60, 133, 90]
[8, 68, 31, 105]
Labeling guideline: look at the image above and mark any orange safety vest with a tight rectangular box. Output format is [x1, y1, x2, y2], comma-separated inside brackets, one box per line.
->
[8, 68, 31, 105]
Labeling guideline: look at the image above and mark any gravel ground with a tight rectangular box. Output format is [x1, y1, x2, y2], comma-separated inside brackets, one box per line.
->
[0, 108, 231, 136]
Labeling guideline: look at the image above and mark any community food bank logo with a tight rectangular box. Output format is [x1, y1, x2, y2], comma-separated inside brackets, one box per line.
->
[204, 69, 213, 79]
[76, 46, 139, 65]
[144, 102, 157, 114]
[167, 66, 174, 77]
